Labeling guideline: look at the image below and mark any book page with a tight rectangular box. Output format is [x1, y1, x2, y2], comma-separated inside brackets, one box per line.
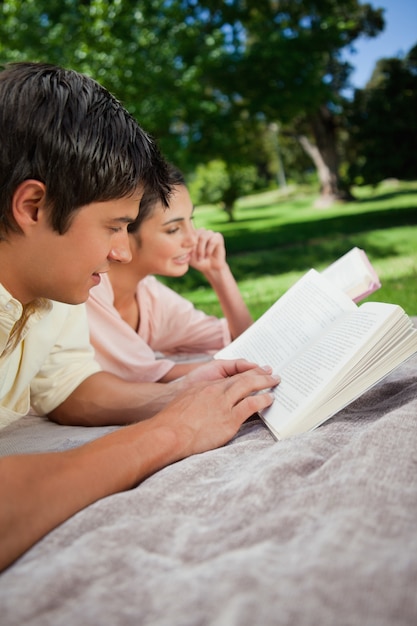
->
[216, 269, 356, 373]
[321, 247, 381, 302]
[293, 310, 417, 436]
[262, 303, 400, 438]
[217, 264, 417, 440]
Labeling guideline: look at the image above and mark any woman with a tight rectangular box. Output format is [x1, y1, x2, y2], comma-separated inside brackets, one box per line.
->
[86, 166, 253, 382]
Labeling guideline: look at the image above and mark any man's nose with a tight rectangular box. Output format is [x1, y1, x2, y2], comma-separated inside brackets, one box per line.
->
[108, 234, 133, 264]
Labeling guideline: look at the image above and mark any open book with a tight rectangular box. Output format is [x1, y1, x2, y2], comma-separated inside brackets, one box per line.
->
[216, 267, 417, 440]
[320, 246, 381, 301]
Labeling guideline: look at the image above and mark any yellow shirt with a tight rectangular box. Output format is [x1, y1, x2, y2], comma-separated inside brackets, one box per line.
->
[0, 284, 101, 429]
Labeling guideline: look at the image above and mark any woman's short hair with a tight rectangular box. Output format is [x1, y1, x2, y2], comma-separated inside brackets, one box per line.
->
[128, 163, 186, 234]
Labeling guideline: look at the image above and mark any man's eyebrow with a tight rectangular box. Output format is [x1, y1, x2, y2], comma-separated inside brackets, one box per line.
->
[113, 216, 136, 224]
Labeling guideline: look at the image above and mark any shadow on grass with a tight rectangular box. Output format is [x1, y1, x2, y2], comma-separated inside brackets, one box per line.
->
[158, 189, 417, 293]
[357, 189, 417, 203]
[163, 203, 417, 292]
[222, 205, 417, 254]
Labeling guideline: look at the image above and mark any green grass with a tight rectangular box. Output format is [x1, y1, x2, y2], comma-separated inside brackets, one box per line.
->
[161, 180, 417, 318]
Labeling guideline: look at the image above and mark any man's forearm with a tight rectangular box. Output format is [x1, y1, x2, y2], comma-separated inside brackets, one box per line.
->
[0, 420, 179, 572]
[49, 371, 182, 426]
[0, 362, 279, 572]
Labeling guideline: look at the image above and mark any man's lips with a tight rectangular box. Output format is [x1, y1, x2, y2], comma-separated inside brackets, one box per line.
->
[91, 272, 102, 286]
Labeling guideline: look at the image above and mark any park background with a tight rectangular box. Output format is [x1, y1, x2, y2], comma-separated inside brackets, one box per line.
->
[1, 0, 415, 316]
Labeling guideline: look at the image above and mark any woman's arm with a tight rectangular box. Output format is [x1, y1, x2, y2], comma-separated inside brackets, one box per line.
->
[190, 229, 253, 339]
[159, 360, 207, 382]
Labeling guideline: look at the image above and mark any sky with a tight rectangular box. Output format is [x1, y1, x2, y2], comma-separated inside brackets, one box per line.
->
[343, 0, 417, 90]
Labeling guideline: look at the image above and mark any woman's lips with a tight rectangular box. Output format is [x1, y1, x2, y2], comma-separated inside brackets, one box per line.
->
[173, 253, 192, 264]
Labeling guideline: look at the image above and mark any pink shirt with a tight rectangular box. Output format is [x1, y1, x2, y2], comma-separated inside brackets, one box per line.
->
[86, 274, 231, 382]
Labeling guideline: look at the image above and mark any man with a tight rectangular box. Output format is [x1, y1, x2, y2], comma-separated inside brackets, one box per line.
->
[0, 62, 279, 571]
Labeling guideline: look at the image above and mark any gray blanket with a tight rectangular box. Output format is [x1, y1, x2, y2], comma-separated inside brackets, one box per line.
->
[1, 343, 417, 625]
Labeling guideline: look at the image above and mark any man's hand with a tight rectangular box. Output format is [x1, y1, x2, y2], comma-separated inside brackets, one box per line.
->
[181, 357, 274, 385]
[151, 363, 280, 461]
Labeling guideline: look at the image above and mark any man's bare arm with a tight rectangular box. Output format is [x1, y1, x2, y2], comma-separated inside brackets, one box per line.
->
[48, 359, 267, 426]
[49, 371, 176, 426]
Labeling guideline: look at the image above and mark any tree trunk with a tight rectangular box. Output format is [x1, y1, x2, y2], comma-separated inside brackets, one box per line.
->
[297, 105, 353, 207]
[222, 202, 235, 222]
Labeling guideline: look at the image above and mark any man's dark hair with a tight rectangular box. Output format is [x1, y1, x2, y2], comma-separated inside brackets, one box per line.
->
[0, 62, 171, 238]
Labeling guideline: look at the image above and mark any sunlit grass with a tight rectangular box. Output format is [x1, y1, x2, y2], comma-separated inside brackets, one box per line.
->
[161, 180, 417, 317]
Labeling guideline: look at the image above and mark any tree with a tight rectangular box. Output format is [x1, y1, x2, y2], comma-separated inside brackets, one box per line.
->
[0, 0, 198, 163]
[162, 0, 385, 204]
[189, 160, 258, 221]
[345, 43, 417, 185]
[0, 0, 386, 207]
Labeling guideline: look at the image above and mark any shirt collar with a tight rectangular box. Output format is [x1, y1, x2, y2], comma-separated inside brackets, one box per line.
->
[0, 283, 52, 356]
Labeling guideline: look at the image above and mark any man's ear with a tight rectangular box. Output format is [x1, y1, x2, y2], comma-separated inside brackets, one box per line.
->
[12, 180, 47, 232]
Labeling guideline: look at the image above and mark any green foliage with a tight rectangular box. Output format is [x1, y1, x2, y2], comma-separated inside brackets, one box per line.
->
[189, 161, 230, 207]
[168, 0, 384, 200]
[0, 0, 199, 163]
[188, 160, 258, 221]
[345, 44, 417, 185]
[0, 0, 386, 200]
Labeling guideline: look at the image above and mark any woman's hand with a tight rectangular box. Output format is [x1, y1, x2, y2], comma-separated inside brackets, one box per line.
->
[190, 228, 227, 274]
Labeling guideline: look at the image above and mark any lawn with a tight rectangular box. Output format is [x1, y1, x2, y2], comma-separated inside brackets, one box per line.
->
[161, 179, 417, 318]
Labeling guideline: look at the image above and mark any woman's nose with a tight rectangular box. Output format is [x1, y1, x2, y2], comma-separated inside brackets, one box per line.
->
[183, 226, 197, 248]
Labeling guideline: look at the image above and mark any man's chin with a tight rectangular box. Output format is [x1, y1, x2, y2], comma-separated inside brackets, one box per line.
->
[53, 296, 88, 306]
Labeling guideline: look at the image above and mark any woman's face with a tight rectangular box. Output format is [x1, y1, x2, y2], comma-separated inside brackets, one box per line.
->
[130, 184, 197, 277]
